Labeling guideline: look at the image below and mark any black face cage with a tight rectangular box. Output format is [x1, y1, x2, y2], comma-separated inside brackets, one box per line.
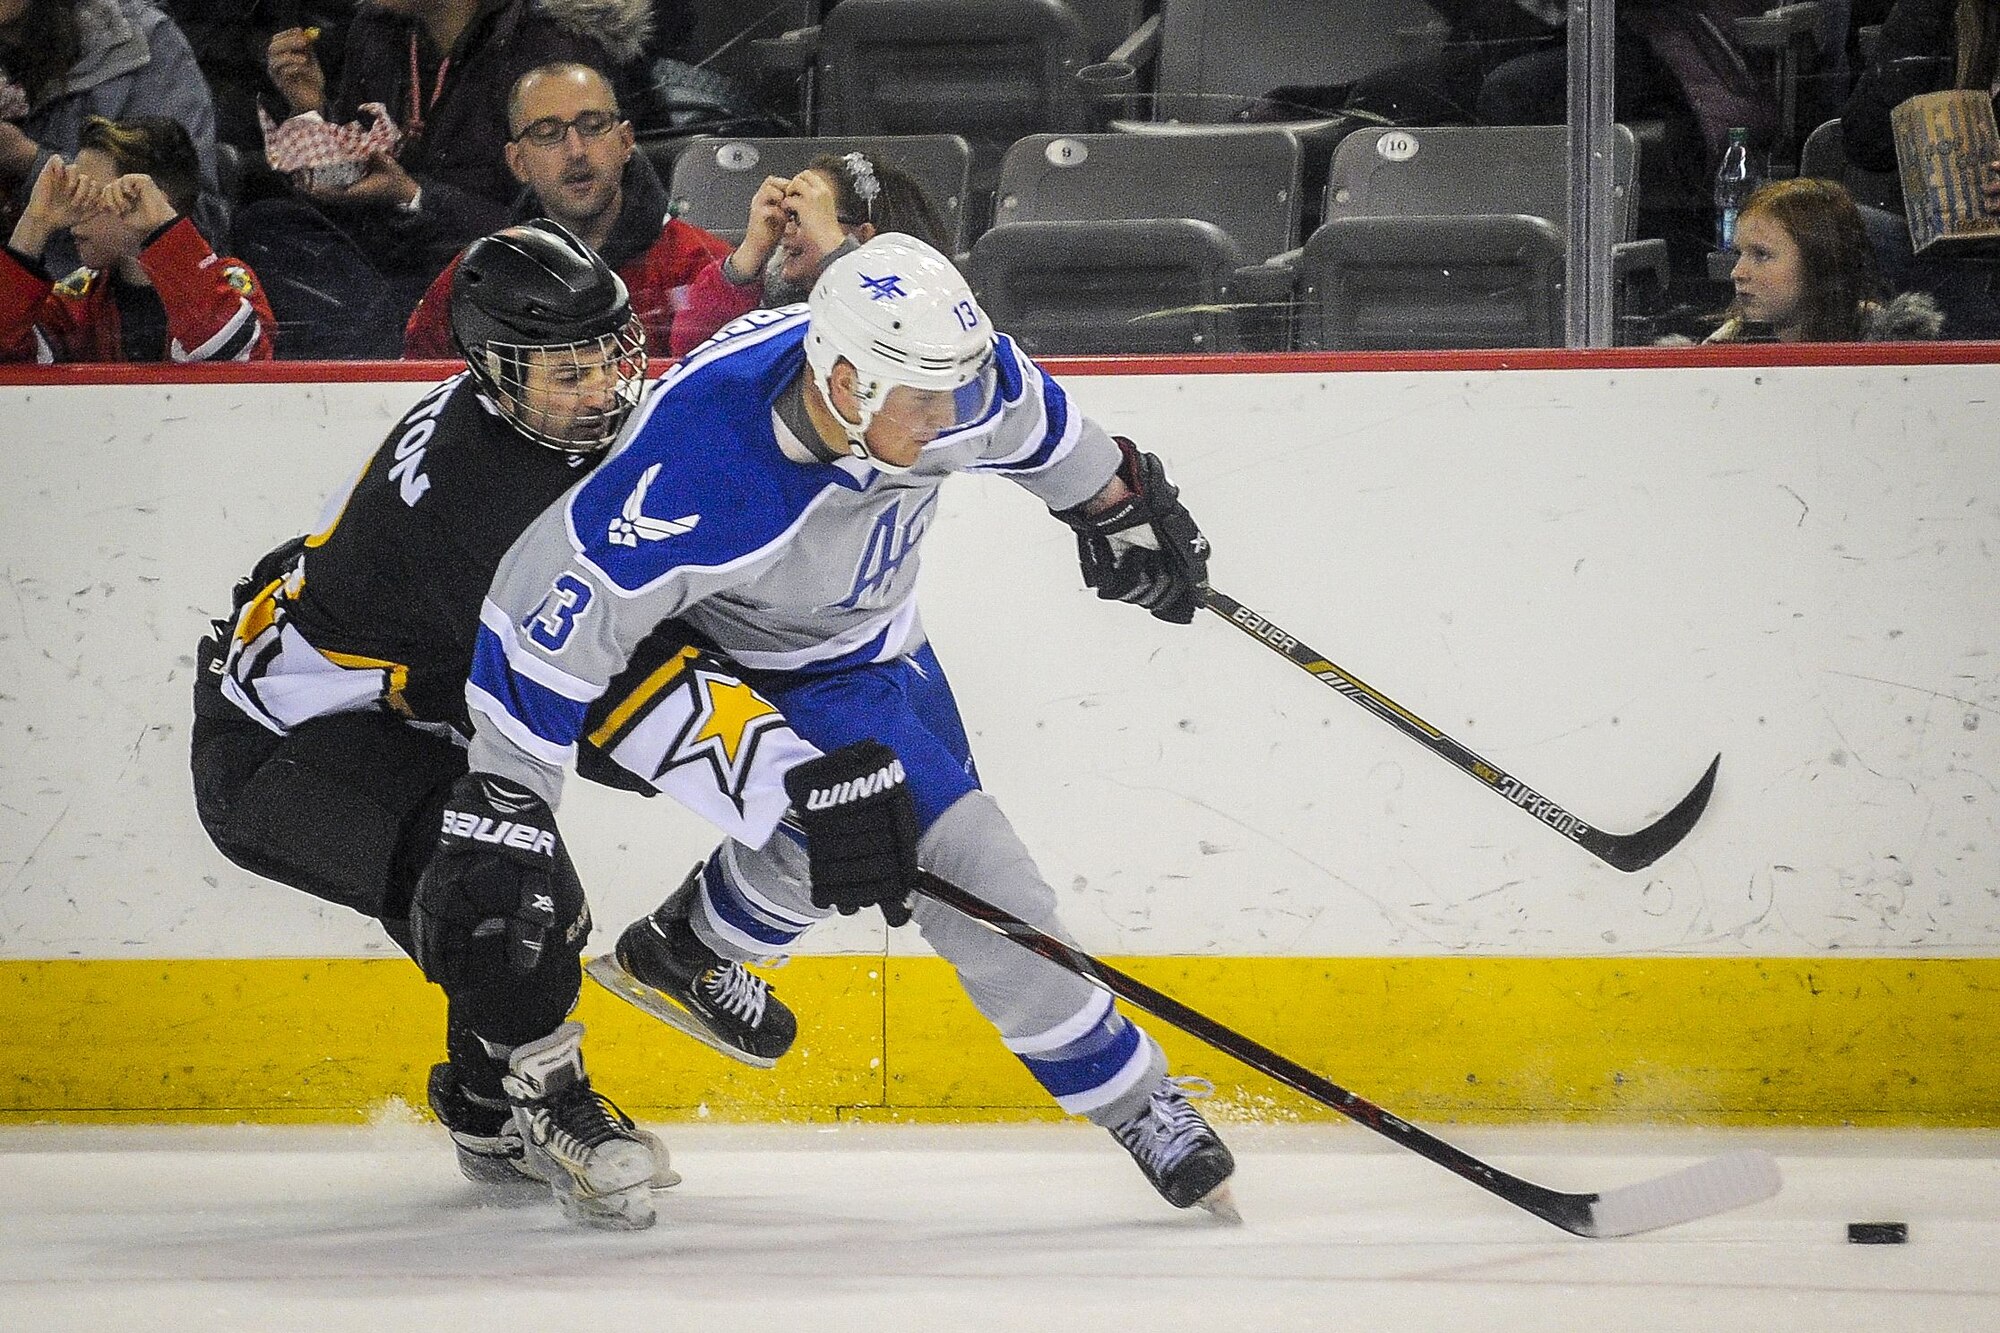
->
[474, 316, 648, 454]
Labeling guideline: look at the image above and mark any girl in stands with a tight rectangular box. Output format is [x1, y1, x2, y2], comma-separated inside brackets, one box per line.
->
[669, 149, 947, 356]
[1691, 178, 1943, 343]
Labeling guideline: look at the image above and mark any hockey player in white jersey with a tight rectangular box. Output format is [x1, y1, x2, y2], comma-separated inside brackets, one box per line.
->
[445, 233, 1237, 1217]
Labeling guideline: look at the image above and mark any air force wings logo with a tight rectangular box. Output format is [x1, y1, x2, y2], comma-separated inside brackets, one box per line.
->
[607, 463, 700, 548]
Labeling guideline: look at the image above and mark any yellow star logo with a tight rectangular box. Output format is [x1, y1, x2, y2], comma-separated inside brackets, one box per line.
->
[688, 675, 781, 769]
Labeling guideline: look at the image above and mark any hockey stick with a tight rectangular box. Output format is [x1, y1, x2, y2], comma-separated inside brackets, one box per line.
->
[1197, 587, 1719, 872]
[916, 869, 1780, 1237]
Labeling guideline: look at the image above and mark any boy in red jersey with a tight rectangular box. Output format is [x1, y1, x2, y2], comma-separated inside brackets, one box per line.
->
[0, 115, 274, 363]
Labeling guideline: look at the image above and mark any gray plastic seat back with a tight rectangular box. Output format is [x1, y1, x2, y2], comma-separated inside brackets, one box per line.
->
[667, 135, 975, 254]
[991, 129, 1303, 262]
[1799, 118, 1902, 213]
[816, 0, 1095, 143]
[1152, 0, 1446, 122]
[1326, 124, 1639, 239]
[1296, 214, 1566, 350]
[969, 217, 1247, 354]
[1302, 125, 1646, 350]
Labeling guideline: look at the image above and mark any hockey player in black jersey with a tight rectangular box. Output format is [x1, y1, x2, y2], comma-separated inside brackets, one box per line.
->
[187, 220, 820, 1231]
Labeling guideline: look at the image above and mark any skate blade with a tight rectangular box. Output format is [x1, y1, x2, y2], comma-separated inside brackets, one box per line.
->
[585, 954, 778, 1070]
[558, 1183, 657, 1232]
[1195, 1181, 1244, 1226]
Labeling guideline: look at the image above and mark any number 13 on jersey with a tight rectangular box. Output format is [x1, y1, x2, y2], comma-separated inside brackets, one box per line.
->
[526, 573, 593, 651]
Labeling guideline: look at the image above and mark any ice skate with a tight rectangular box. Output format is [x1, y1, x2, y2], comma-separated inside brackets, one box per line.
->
[586, 867, 798, 1068]
[1107, 1075, 1241, 1223]
[427, 1060, 550, 1200]
[503, 1022, 661, 1230]
[430, 1056, 679, 1200]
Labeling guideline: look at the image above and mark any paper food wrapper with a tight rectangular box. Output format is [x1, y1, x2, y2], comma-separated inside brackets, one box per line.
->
[260, 103, 403, 190]
[1891, 90, 2000, 253]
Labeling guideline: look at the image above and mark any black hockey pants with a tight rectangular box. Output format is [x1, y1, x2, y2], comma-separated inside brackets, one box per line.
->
[190, 658, 583, 1059]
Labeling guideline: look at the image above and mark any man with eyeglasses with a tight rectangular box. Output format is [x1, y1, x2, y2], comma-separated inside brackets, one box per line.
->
[237, 0, 655, 357]
[404, 61, 731, 358]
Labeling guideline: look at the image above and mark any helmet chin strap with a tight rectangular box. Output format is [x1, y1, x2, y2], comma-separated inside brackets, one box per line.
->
[814, 361, 915, 476]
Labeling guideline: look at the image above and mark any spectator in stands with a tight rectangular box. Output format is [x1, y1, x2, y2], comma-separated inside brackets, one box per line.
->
[1839, 0, 1992, 175]
[1475, 1, 1777, 166]
[1838, 0, 2000, 335]
[1466, 0, 1779, 267]
[403, 60, 728, 357]
[0, 114, 274, 361]
[236, 0, 653, 358]
[1343, 0, 1565, 127]
[158, 2, 357, 165]
[0, 0, 228, 253]
[669, 150, 948, 356]
[1675, 177, 1942, 341]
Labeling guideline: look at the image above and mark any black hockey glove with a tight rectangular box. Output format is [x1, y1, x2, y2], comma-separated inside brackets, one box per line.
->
[411, 773, 587, 991]
[783, 741, 921, 928]
[1056, 437, 1210, 624]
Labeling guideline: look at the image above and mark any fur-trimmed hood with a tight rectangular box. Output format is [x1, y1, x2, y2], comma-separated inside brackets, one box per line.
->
[1658, 289, 1947, 345]
[360, 0, 653, 63]
[1857, 289, 1946, 341]
[522, 0, 655, 64]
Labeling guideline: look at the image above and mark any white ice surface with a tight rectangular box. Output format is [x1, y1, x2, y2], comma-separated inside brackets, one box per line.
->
[1, 1123, 1994, 1331]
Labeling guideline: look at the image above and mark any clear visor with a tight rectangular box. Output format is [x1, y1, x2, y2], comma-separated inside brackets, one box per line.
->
[874, 359, 999, 438]
[484, 317, 647, 453]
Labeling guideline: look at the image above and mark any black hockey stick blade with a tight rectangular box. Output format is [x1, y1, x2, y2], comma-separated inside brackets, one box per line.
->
[915, 869, 1781, 1237]
[1577, 753, 1720, 872]
[1197, 586, 1719, 872]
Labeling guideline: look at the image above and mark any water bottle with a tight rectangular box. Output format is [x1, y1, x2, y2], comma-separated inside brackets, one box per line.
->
[1714, 127, 1754, 250]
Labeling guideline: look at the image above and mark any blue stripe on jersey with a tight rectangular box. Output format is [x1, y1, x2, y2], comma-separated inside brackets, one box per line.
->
[469, 623, 591, 749]
[1016, 1012, 1143, 1100]
[966, 338, 1070, 475]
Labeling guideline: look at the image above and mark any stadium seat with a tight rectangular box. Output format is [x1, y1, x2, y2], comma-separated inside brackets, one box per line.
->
[967, 127, 1305, 353]
[666, 134, 977, 255]
[1092, 0, 1447, 245]
[746, 0, 1152, 203]
[988, 128, 1304, 262]
[1799, 118, 1901, 213]
[970, 218, 1249, 354]
[1121, 0, 1447, 126]
[1292, 123, 1666, 350]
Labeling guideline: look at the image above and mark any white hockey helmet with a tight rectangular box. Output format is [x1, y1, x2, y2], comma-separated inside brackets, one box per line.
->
[805, 233, 998, 470]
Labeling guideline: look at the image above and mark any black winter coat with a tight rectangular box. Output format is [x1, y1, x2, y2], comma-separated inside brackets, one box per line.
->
[327, 0, 651, 275]
[1841, 0, 2000, 173]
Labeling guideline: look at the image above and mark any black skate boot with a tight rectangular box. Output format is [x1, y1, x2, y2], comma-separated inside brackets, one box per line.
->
[427, 1060, 542, 1199]
[1107, 1075, 1241, 1222]
[504, 1022, 662, 1231]
[431, 1058, 679, 1199]
[585, 867, 797, 1068]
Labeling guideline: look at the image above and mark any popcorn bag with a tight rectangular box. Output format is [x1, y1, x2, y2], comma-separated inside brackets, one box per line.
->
[260, 103, 404, 192]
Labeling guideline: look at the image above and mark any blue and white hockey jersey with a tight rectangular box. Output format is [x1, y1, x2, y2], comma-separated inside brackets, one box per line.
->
[467, 306, 1122, 807]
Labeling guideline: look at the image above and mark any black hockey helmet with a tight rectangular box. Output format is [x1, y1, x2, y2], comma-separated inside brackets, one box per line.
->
[450, 219, 647, 454]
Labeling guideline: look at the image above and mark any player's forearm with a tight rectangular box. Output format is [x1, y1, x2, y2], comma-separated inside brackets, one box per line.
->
[464, 713, 569, 808]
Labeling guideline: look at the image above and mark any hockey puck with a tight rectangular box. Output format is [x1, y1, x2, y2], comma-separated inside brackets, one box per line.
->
[1846, 1221, 1908, 1244]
